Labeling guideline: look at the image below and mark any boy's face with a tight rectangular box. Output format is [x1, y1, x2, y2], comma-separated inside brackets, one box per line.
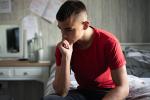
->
[57, 15, 85, 44]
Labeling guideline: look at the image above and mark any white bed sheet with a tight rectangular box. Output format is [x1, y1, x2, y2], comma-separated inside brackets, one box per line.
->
[141, 78, 150, 83]
[127, 75, 150, 100]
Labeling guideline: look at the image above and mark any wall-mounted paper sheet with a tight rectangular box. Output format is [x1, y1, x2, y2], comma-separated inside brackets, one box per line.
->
[30, 0, 66, 23]
[42, 0, 66, 23]
[0, 0, 11, 13]
[30, 0, 49, 16]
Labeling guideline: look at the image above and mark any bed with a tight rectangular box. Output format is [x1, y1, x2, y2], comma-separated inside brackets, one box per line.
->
[122, 43, 150, 100]
[45, 43, 150, 100]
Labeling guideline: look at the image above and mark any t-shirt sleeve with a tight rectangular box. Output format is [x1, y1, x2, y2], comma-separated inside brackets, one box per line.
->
[105, 39, 126, 70]
[55, 46, 61, 66]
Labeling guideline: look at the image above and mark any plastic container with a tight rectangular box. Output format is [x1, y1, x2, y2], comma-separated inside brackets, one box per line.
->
[34, 33, 43, 51]
[28, 32, 44, 62]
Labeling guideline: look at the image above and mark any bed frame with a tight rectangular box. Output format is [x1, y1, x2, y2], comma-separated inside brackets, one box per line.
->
[121, 43, 150, 51]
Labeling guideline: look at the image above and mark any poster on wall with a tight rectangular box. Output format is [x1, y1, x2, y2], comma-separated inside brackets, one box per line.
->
[0, 0, 11, 13]
[30, 0, 66, 23]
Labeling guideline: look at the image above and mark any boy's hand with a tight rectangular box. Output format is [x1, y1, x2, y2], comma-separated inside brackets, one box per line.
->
[58, 40, 73, 60]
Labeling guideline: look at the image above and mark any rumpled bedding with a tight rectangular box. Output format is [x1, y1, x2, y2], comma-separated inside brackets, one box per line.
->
[124, 47, 150, 77]
[124, 47, 150, 63]
[124, 47, 150, 100]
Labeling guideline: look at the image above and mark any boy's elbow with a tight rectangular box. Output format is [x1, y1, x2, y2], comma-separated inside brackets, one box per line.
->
[52, 81, 69, 97]
[124, 79, 129, 97]
[56, 90, 68, 97]
[125, 84, 129, 97]
[120, 83, 129, 98]
[54, 87, 69, 97]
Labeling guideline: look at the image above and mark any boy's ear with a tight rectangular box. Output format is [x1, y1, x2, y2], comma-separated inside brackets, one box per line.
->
[83, 21, 89, 30]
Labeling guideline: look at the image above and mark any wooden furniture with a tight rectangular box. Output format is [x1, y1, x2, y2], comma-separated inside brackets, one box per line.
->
[0, 60, 50, 100]
[0, 60, 50, 86]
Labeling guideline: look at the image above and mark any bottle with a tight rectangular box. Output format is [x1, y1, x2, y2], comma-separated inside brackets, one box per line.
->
[33, 32, 44, 62]
[34, 32, 43, 51]
[28, 39, 36, 62]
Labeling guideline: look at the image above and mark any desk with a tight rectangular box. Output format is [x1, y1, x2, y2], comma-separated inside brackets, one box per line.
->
[0, 60, 50, 87]
[0, 60, 50, 100]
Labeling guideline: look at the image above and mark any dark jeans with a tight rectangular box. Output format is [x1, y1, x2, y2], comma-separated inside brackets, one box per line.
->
[42, 88, 112, 100]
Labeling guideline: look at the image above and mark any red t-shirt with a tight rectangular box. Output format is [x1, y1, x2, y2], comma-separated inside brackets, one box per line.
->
[55, 27, 126, 90]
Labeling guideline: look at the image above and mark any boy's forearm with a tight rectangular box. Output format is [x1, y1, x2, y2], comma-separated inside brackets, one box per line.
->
[53, 56, 71, 96]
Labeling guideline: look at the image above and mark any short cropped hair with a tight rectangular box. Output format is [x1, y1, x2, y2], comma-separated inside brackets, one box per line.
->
[56, 0, 87, 22]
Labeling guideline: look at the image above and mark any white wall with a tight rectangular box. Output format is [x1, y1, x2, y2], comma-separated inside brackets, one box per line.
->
[0, 0, 150, 61]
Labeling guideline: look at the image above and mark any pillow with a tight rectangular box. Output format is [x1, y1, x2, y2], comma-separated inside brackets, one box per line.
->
[44, 63, 78, 96]
[124, 47, 150, 77]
